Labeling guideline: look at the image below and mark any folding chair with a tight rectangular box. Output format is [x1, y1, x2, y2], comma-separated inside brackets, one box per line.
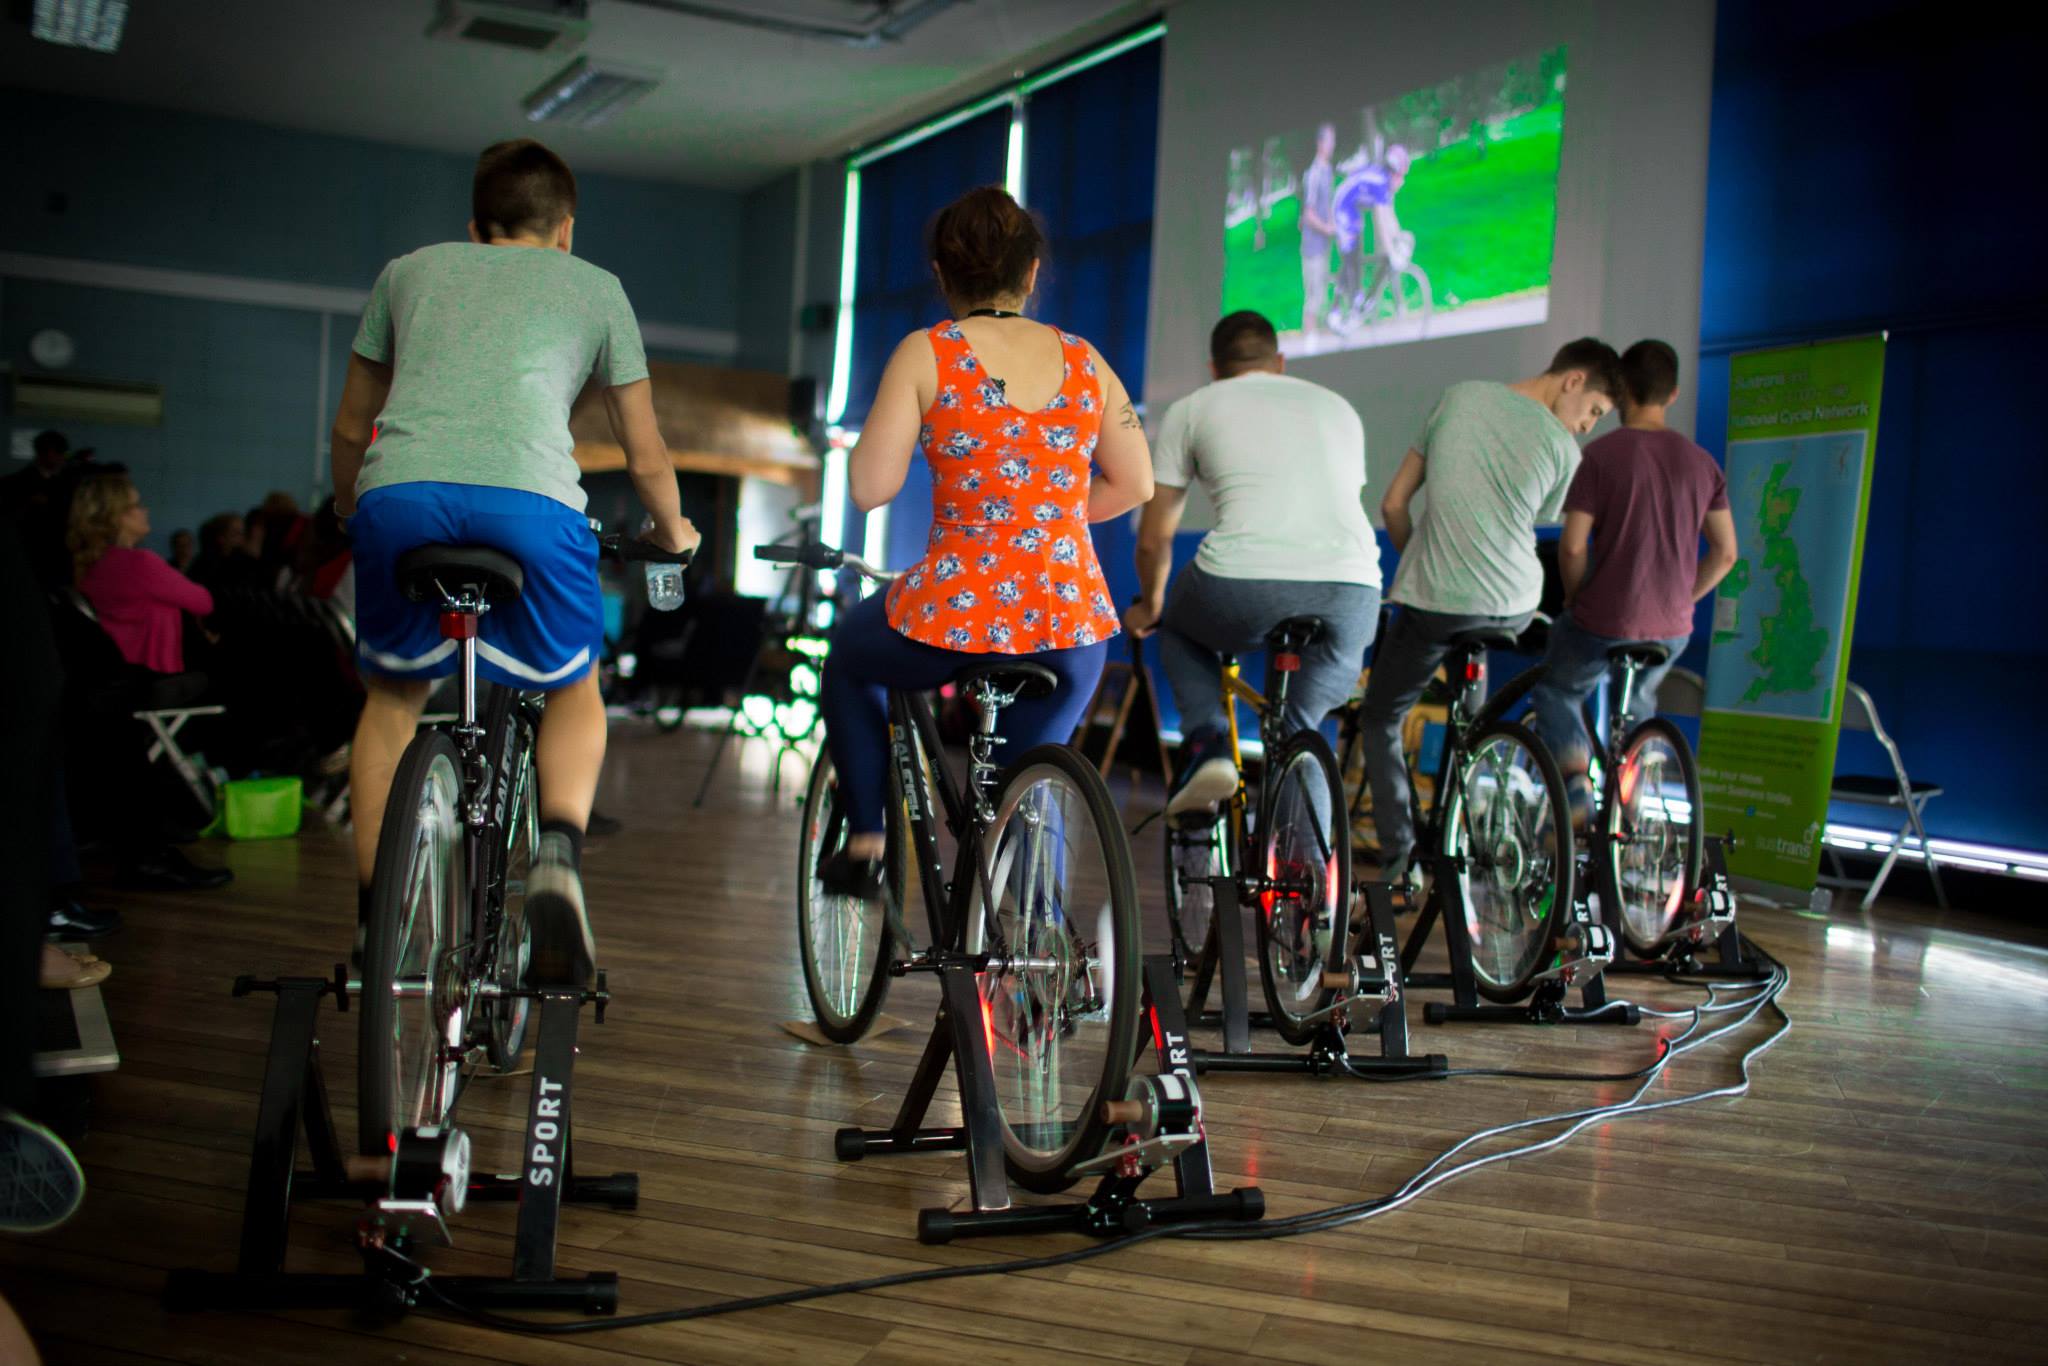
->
[53, 586, 226, 820]
[1822, 681, 1947, 910]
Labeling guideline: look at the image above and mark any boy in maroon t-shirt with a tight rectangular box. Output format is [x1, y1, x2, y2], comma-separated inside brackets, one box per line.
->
[1530, 339, 1740, 822]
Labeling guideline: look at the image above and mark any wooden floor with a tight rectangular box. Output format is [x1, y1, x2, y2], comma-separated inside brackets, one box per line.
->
[7, 722, 2048, 1365]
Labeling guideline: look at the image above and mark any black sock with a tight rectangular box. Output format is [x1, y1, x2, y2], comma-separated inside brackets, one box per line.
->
[357, 884, 373, 928]
[541, 819, 584, 870]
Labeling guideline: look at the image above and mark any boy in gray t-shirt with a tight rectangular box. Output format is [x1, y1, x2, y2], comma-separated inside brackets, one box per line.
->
[1358, 338, 1622, 879]
[329, 139, 700, 988]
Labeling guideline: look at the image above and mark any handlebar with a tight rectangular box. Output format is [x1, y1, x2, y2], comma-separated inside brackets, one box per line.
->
[597, 531, 694, 566]
[754, 540, 892, 582]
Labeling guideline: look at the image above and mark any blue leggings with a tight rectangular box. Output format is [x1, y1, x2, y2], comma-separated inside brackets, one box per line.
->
[820, 590, 1110, 835]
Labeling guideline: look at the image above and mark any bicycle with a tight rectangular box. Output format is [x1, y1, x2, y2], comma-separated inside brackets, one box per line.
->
[1576, 642, 1710, 958]
[767, 539, 1143, 1195]
[1386, 623, 1593, 1011]
[355, 528, 690, 1157]
[1162, 617, 1352, 1046]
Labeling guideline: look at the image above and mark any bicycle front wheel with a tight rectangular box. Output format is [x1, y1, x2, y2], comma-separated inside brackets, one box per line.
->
[358, 730, 467, 1156]
[1255, 730, 1349, 1044]
[969, 745, 1141, 1193]
[1444, 719, 1574, 1002]
[795, 750, 895, 1043]
[1607, 716, 1704, 955]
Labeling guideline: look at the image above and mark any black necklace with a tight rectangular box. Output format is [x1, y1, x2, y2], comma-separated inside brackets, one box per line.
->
[964, 307, 1023, 319]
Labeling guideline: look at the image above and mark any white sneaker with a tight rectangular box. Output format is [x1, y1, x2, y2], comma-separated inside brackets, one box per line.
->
[1166, 755, 1238, 820]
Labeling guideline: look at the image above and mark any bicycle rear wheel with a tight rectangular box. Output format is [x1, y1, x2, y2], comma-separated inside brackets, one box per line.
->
[482, 689, 539, 1070]
[795, 750, 895, 1043]
[1163, 814, 1227, 1014]
[969, 745, 1141, 1193]
[1444, 719, 1574, 1002]
[358, 730, 467, 1156]
[1607, 716, 1704, 955]
[1255, 731, 1348, 1045]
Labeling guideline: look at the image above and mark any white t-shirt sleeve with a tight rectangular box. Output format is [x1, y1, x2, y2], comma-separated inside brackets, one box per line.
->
[1152, 394, 1195, 489]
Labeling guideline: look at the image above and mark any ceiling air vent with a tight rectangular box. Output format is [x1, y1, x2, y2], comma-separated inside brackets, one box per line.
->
[522, 56, 661, 128]
[428, 0, 589, 54]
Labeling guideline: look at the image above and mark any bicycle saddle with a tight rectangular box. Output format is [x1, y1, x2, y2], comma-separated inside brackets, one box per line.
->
[951, 658, 1060, 702]
[396, 544, 525, 605]
[1606, 642, 1672, 669]
[1446, 626, 1518, 653]
[1265, 615, 1328, 651]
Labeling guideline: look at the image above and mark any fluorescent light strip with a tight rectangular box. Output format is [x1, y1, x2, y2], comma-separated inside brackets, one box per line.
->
[852, 91, 1018, 169]
[824, 167, 861, 425]
[1018, 22, 1166, 94]
[1005, 101, 1027, 201]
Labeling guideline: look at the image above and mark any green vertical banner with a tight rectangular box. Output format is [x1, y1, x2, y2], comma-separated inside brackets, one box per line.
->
[1698, 335, 1885, 890]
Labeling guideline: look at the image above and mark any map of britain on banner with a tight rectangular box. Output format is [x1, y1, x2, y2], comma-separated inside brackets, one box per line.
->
[1704, 431, 1867, 723]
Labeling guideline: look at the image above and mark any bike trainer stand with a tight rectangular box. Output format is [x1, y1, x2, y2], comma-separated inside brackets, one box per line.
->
[837, 955, 1265, 1244]
[1184, 879, 1447, 1079]
[1399, 851, 1639, 1027]
[164, 969, 636, 1321]
[1597, 835, 1774, 981]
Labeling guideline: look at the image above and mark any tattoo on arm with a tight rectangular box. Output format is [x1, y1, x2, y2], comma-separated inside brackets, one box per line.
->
[1118, 400, 1141, 430]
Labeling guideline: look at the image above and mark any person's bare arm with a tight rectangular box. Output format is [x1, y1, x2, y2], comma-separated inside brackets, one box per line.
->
[1695, 506, 1739, 601]
[1558, 509, 1594, 607]
[1087, 350, 1155, 523]
[847, 334, 931, 513]
[1380, 448, 1426, 552]
[1124, 484, 1189, 638]
[602, 379, 699, 555]
[329, 353, 392, 517]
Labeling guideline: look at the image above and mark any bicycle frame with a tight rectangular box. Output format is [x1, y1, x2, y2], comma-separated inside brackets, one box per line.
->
[883, 678, 1029, 960]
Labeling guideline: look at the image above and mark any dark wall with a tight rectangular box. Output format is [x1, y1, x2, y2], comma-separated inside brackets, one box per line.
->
[1692, 0, 2048, 849]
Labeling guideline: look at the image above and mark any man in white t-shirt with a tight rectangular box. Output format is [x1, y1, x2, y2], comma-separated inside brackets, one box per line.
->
[1125, 310, 1381, 817]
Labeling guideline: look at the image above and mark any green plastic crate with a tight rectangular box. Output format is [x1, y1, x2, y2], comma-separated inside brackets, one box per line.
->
[221, 776, 303, 840]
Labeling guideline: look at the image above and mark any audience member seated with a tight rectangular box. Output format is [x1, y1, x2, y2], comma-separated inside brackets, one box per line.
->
[70, 473, 213, 676]
[167, 527, 195, 573]
[189, 512, 267, 594]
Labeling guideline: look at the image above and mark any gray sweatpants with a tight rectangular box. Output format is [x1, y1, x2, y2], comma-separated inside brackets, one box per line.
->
[1358, 603, 1532, 865]
[1157, 564, 1380, 746]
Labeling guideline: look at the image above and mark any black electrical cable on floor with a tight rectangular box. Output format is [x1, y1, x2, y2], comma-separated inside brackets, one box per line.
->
[409, 933, 1789, 1338]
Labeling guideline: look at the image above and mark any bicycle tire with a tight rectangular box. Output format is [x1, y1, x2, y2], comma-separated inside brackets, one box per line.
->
[1254, 730, 1349, 1045]
[1606, 715, 1704, 956]
[481, 688, 539, 1070]
[358, 729, 467, 1157]
[969, 744, 1141, 1193]
[1163, 814, 1227, 1015]
[795, 750, 895, 1043]
[1444, 718, 1574, 1003]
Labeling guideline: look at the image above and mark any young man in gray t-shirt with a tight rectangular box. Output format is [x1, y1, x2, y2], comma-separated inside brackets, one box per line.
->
[329, 139, 700, 988]
[1359, 338, 1622, 879]
[1127, 310, 1380, 818]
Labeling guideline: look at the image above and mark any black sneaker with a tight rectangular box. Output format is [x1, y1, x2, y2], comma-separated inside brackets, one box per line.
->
[525, 833, 595, 989]
[818, 849, 885, 901]
[46, 900, 122, 942]
[120, 846, 233, 891]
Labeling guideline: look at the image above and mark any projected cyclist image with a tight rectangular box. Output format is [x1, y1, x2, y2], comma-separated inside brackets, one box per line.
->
[1223, 46, 1566, 356]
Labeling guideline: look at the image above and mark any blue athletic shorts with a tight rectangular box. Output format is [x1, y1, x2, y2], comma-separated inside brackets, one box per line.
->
[352, 482, 602, 689]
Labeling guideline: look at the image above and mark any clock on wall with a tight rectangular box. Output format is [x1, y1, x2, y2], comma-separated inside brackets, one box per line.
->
[30, 328, 75, 370]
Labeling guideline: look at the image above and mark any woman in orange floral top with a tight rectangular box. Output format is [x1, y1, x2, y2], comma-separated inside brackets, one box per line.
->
[817, 186, 1155, 894]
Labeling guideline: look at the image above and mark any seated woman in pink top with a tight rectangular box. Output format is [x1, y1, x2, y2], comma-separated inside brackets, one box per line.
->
[70, 473, 213, 674]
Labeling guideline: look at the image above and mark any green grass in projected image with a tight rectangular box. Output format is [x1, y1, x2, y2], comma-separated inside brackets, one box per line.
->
[1222, 47, 1565, 352]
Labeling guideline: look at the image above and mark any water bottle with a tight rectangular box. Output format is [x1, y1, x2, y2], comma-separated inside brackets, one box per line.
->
[645, 560, 684, 611]
[641, 516, 684, 611]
